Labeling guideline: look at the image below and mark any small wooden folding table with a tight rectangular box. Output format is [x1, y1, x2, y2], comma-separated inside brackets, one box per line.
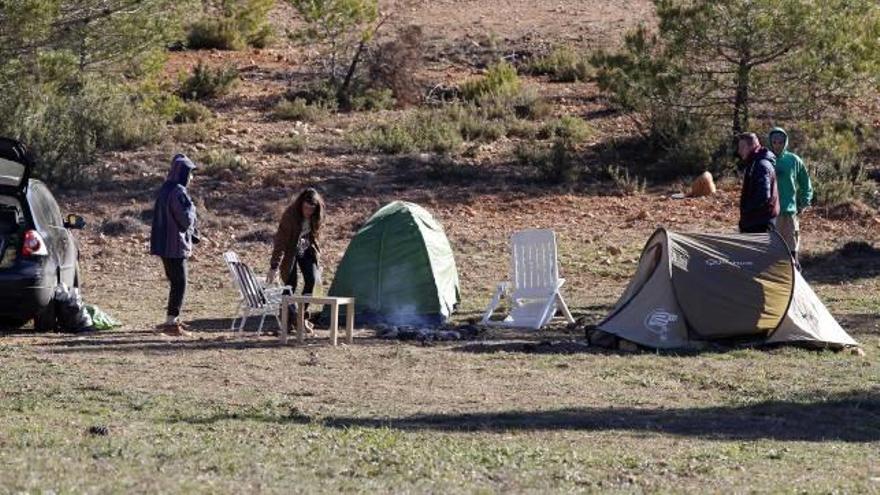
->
[280, 295, 355, 345]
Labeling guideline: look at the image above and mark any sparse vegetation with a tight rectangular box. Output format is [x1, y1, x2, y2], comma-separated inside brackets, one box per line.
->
[516, 139, 579, 184]
[441, 104, 508, 143]
[539, 115, 593, 144]
[366, 25, 426, 106]
[3, 3, 880, 494]
[264, 135, 307, 154]
[172, 122, 216, 144]
[187, 18, 243, 50]
[354, 112, 462, 154]
[349, 88, 396, 111]
[525, 47, 592, 82]
[0, 0, 183, 184]
[606, 164, 647, 196]
[178, 63, 239, 100]
[173, 101, 214, 124]
[801, 120, 877, 209]
[460, 61, 521, 103]
[197, 148, 253, 179]
[287, 0, 384, 108]
[271, 98, 330, 122]
[186, 0, 275, 50]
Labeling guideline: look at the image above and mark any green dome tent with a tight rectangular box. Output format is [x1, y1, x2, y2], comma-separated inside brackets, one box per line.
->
[325, 201, 460, 325]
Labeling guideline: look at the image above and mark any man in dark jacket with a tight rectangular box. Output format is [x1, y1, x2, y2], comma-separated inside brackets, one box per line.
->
[737, 133, 780, 233]
[150, 154, 198, 336]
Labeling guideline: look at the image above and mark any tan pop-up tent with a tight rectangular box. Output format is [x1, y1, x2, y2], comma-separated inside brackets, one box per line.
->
[598, 229, 858, 349]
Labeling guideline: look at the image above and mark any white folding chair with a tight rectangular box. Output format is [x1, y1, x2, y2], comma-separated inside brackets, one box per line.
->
[481, 229, 575, 330]
[223, 251, 290, 334]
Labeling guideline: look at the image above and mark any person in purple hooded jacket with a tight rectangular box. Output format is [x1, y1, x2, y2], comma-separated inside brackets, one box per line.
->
[150, 154, 199, 336]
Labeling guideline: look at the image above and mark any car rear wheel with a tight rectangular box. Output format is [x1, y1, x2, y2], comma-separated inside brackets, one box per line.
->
[33, 295, 57, 332]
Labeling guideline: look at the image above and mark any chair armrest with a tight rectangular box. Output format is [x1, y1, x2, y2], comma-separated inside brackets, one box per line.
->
[263, 286, 292, 303]
[264, 286, 291, 296]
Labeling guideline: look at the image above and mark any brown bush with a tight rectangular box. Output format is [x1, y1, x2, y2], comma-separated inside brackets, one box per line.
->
[367, 25, 425, 107]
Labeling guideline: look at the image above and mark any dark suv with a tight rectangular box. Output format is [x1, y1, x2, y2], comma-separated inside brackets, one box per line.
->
[0, 138, 85, 330]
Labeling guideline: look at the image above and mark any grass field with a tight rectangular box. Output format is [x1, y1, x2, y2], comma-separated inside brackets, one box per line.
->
[1, 236, 878, 493]
[2, 0, 880, 492]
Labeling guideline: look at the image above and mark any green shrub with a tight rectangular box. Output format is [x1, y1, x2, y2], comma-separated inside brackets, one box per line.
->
[178, 63, 239, 100]
[286, 0, 380, 105]
[247, 24, 274, 48]
[605, 165, 647, 196]
[460, 61, 521, 102]
[407, 116, 463, 154]
[198, 148, 253, 179]
[187, 0, 275, 50]
[264, 135, 307, 154]
[473, 85, 551, 122]
[285, 83, 339, 109]
[509, 87, 553, 120]
[355, 112, 462, 154]
[441, 104, 508, 142]
[801, 121, 875, 208]
[358, 125, 414, 154]
[271, 98, 329, 122]
[505, 119, 539, 139]
[539, 115, 592, 144]
[187, 18, 244, 50]
[102, 107, 165, 151]
[173, 101, 214, 124]
[349, 88, 396, 111]
[173, 122, 216, 144]
[526, 47, 592, 82]
[516, 139, 579, 184]
[2, 79, 164, 185]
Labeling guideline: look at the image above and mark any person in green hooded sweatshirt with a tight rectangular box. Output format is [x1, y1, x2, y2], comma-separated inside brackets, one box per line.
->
[769, 127, 813, 263]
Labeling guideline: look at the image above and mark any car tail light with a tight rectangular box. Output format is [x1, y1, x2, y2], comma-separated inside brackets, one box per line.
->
[22, 230, 48, 257]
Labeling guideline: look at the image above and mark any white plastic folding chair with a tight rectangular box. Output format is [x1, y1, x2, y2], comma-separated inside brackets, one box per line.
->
[481, 229, 575, 330]
[223, 251, 290, 334]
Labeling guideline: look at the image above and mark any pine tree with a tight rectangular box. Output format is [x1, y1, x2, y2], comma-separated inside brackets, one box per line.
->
[592, 0, 880, 166]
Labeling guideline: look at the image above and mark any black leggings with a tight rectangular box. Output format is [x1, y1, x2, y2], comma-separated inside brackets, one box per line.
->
[161, 257, 188, 317]
[285, 247, 319, 314]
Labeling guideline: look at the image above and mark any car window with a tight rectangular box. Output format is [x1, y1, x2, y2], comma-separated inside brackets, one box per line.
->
[42, 187, 63, 227]
[28, 183, 61, 229]
[0, 157, 25, 188]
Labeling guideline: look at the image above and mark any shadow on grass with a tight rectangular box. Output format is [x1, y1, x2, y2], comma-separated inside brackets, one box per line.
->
[801, 241, 880, 284]
[169, 389, 880, 442]
[453, 340, 596, 355]
[40, 336, 288, 353]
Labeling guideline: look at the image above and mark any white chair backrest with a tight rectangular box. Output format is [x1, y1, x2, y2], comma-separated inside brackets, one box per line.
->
[223, 251, 266, 308]
[224, 251, 243, 293]
[510, 229, 560, 295]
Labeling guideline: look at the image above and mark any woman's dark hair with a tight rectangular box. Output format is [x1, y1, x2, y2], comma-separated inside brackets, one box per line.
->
[289, 188, 324, 241]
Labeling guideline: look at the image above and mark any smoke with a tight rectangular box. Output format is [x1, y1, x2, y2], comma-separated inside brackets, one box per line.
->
[356, 304, 446, 328]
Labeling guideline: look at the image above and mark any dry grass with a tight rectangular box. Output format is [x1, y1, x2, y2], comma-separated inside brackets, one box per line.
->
[2, 0, 879, 492]
[3, 189, 879, 493]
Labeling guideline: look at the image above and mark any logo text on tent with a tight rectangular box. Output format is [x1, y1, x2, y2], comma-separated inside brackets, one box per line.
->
[644, 309, 678, 341]
[705, 259, 754, 268]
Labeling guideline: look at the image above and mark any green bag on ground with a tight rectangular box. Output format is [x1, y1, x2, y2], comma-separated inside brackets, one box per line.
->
[84, 305, 121, 330]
